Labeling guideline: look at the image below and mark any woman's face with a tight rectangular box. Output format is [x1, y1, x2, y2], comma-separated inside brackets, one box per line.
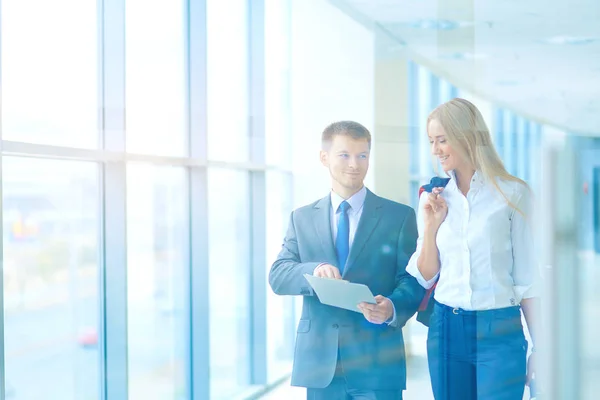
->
[428, 118, 465, 173]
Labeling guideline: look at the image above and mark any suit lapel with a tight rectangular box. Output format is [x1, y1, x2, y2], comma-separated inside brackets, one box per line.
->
[343, 189, 382, 277]
[312, 196, 337, 264]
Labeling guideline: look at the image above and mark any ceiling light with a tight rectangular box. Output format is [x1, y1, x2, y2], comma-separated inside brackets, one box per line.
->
[438, 52, 487, 60]
[540, 36, 597, 45]
[496, 77, 534, 86]
[406, 19, 475, 31]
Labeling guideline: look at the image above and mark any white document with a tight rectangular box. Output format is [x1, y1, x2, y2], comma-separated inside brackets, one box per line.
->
[303, 273, 377, 313]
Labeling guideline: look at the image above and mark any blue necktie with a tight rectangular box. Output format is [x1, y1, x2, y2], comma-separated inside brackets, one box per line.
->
[335, 201, 351, 274]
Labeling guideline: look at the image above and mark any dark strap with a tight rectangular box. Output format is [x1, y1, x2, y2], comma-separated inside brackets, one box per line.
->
[418, 282, 437, 311]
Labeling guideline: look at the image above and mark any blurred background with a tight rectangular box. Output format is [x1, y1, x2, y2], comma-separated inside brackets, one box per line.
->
[0, 0, 598, 399]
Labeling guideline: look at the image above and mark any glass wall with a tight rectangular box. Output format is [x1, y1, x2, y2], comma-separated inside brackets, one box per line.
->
[264, 0, 295, 383]
[1, 0, 98, 149]
[206, 0, 250, 162]
[494, 109, 543, 192]
[265, 171, 295, 381]
[0, 0, 295, 399]
[571, 136, 600, 399]
[125, 0, 187, 156]
[2, 158, 100, 399]
[207, 168, 251, 399]
[265, 0, 292, 169]
[126, 165, 188, 399]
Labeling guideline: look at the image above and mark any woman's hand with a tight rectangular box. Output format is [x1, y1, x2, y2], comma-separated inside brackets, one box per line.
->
[423, 187, 448, 230]
[527, 352, 536, 385]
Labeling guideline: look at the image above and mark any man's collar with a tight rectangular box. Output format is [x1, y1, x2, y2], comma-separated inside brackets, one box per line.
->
[330, 186, 367, 213]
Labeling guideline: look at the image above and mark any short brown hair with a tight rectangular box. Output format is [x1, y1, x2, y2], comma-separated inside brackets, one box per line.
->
[321, 121, 371, 149]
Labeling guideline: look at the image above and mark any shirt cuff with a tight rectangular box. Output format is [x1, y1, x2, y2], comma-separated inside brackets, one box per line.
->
[406, 256, 439, 289]
[418, 273, 439, 290]
[514, 283, 539, 301]
[386, 298, 397, 325]
[410, 267, 439, 289]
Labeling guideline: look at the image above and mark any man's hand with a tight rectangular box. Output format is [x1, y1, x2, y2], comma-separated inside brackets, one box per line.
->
[313, 264, 342, 279]
[357, 295, 393, 324]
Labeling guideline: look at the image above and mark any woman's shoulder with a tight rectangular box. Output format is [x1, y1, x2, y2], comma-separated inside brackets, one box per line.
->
[493, 176, 532, 202]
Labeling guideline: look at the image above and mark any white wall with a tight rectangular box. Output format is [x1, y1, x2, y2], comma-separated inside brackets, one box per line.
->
[290, 0, 375, 209]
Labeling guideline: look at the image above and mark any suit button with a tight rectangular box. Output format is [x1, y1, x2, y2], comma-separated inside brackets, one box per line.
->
[332, 324, 339, 329]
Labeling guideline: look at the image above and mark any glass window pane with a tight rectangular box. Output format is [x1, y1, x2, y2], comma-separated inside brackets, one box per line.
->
[1, 0, 98, 148]
[126, 0, 187, 156]
[207, 0, 249, 162]
[3, 157, 100, 399]
[503, 111, 515, 173]
[439, 79, 454, 103]
[417, 66, 434, 179]
[265, 171, 295, 382]
[126, 164, 188, 399]
[579, 142, 600, 399]
[265, 0, 292, 168]
[208, 168, 250, 398]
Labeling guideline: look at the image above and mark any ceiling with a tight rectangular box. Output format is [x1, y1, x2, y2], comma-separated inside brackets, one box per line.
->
[335, 0, 600, 135]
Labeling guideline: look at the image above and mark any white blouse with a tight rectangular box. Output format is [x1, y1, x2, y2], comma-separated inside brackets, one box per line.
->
[406, 171, 540, 310]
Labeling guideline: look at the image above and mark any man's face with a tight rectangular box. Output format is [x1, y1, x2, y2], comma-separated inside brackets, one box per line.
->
[320, 134, 370, 195]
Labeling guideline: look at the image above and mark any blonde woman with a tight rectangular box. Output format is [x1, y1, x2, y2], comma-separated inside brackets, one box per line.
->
[406, 98, 539, 399]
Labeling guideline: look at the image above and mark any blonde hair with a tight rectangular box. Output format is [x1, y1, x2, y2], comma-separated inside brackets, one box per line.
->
[427, 98, 528, 214]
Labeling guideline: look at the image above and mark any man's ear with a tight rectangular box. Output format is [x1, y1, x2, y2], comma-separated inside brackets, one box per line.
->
[319, 150, 328, 167]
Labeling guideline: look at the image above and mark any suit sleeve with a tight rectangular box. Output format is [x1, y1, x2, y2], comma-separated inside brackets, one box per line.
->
[388, 207, 426, 327]
[268, 211, 320, 296]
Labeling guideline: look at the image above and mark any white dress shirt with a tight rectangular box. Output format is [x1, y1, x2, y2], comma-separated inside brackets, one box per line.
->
[406, 171, 539, 311]
[330, 186, 366, 247]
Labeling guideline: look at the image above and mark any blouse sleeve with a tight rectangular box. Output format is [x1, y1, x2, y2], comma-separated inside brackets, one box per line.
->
[510, 184, 540, 300]
[406, 191, 440, 289]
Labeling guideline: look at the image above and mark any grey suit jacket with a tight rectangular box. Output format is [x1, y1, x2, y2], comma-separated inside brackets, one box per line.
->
[269, 189, 424, 390]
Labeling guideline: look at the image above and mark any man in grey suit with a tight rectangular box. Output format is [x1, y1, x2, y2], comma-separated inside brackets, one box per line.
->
[269, 121, 425, 399]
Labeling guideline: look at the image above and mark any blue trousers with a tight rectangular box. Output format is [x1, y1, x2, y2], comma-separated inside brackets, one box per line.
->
[307, 354, 403, 400]
[427, 301, 527, 400]
[307, 377, 403, 400]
